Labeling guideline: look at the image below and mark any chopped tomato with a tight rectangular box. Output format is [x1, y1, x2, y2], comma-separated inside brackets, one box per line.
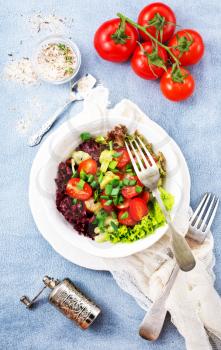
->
[122, 186, 139, 199]
[118, 210, 137, 226]
[115, 148, 130, 168]
[129, 198, 149, 221]
[116, 198, 130, 209]
[66, 178, 92, 200]
[101, 198, 114, 212]
[78, 159, 97, 175]
[115, 172, 124, 180]
[124, 174, 144, 187]
[121, 175, 144, 199]
[140, 191, 150, 203]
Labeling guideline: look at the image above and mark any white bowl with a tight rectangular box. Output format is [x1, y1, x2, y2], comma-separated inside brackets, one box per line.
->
[29, 114, 189, 258]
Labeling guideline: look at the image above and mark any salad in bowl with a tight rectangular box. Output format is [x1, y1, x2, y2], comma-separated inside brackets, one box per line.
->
[55, 125, 174, 244]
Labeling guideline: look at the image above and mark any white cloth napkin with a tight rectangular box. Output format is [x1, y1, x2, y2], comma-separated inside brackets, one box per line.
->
[82, 87, 221, 350]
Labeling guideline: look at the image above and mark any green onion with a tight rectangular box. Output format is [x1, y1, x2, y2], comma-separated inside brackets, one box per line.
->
[111, 211, 117, 219]
[94, 189, 100, 202]
[118, 195, 124, 203]
[113, 197, 119, 206]
[129, 179, 136, 186]
[135, 185, 143, 193]
[72, 171, 78, 178]
[100, 195, 109, 199]
[80, 132, 92, 141]
[87, 174, 94, 183]
[111, 178, 120, 186]
[105, 184, 113, 195]
[80, 169, 87, 180]
[109, 160, 118, 170]
[123, 178, 130, 186]
[125, 163, 132, 170]
[77, 179, 85, 190]
[111, 221, 118, 230]
[111, 187, 120, 196]
[105, 199, 113, 206]
[113, 152, 122, 158]
[120, 212, 129, 219]
[91, 180, 98, 188]
[98, 173, 103, 183]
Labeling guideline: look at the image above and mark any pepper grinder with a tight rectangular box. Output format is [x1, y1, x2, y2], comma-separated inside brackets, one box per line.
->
[20, 276, 101, 330]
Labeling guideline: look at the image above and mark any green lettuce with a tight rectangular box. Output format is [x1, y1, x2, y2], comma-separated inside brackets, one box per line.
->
[106, 188, 174, 243]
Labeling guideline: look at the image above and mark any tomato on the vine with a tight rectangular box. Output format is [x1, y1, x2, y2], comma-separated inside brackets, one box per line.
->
[94, 18, 138, 62]
[160, 66, 195, 102]
[131, 41, 168, 80]
[168, 29, 204, 66]
[138, 2, 176, 43]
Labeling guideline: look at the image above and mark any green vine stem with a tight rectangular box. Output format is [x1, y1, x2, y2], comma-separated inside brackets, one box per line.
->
[117, 12, 180, 66]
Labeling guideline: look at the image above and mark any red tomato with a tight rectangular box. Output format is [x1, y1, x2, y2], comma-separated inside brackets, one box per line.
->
[116, 148, 131, 168]
[160, 67, 195, 102]
[118, 210, 137, 226]
[66, 178, 92, 200]
[168, 29, 204, 66]
[94, 18, 138, 62]
[100, 198, 114, 212]
[116, 199, 130, 209]
[138, 2, 176, 43]
[122, 186, 139, 199]
[123, 174, 144, 187]
[140, 191, 150, 203]
[78, 159, 97, 175]
[131, 42, 168, 80]
[129, 198, 149, 221]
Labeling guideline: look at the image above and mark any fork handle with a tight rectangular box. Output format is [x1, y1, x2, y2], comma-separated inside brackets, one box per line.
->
[152, 188, 196, 272]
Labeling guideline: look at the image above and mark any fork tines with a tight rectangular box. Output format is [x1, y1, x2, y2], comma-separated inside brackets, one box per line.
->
[125, 136, 156, 172]
[189, 193, 219, 233]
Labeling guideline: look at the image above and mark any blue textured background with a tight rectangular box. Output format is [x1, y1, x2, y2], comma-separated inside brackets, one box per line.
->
[0, 0, 221, 349]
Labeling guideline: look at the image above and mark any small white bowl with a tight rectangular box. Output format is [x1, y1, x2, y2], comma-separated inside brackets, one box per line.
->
[34, 35, 81, 85]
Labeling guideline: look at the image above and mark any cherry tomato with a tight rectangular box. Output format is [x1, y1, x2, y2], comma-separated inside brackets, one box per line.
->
[94, 18, 138, 62]
[121, 186, 141, 199]
[118, 210, 137, 226]
[131, 42, 168, 80]
[129, 198, 149, 221]
[140, 191, 150, 203]
[160, 67, 195, 102]
[116, 198, 130, 209]
[168, 29, 204, 66]
[66, 178, 92, 200]
[78, 159, 97, 175]
[116, 148, 131, 168]
[100, 198, 114, 212]
[138, 2, 176, 43]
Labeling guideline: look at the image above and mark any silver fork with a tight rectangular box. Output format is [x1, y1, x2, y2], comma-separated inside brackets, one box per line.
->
[139, 192, 219, 341]
[125, 136, 196, 272]
[28, 74, 97, 147]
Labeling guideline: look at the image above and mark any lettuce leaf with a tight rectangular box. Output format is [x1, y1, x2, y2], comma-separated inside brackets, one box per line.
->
[105, 188, 174, 243]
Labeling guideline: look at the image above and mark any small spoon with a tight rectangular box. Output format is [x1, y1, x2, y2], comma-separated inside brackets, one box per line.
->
[28, 73, 97, 147]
